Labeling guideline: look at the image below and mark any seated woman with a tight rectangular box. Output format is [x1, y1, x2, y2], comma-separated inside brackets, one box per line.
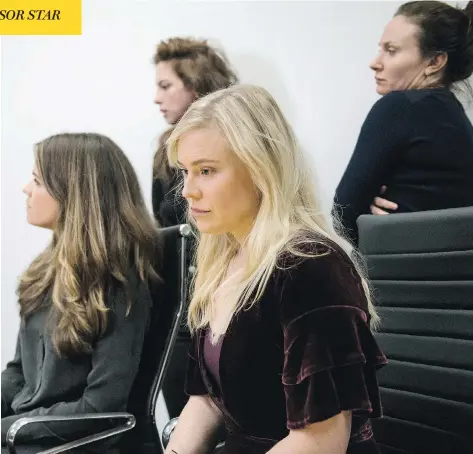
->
[334, 0, 473, 245]
[1, 133, 160, 452]
[163, 84, 387, 454]
[152, 37, 238, 419]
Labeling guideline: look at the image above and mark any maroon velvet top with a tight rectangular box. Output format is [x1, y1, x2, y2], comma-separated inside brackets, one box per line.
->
[185, 240, 388, 454]
[203, 328, 223, 391]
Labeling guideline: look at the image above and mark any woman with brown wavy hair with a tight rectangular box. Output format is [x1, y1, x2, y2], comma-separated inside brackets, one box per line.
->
[152, 37, 238, 421]
[152, 36, 238, 227]
[1, 133, 160, 452]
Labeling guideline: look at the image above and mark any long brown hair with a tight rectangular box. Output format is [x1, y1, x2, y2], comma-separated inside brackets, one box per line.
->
[153, 37, 238, 182]
[18, 133, 160, 357]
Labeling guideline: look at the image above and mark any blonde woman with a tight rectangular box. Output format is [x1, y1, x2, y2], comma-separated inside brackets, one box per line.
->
[164, 85, 387, 454]
[1, 133, 159, 452]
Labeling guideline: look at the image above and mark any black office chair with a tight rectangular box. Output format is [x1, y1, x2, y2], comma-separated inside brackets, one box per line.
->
[161, 236, 196, 420]
[5, 224, 193, 454]
[357, 207, 473, 454]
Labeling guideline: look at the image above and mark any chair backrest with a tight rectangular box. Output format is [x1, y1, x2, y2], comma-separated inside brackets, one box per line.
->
[121, 224, 192, 454]
[357, 207, 473, 454]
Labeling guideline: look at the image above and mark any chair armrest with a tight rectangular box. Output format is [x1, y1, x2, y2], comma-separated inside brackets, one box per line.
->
[161, 417, 179, 448]
[6, 412, 135, 454]
[161, 417, 225, 452]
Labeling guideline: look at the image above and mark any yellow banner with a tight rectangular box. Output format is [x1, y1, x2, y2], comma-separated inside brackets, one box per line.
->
[0, 0, 81, 35]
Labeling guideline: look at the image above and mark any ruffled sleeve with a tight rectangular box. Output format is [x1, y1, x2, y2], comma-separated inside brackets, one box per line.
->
[279, 246, 387, 430]
[184, 331, 208, 396]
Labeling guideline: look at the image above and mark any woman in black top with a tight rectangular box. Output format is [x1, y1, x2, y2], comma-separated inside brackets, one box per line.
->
[152, 37, 238, 227]
[1, 133, 160, 452]
[151, 37, 239, 420]
[334, 1, 473, 245]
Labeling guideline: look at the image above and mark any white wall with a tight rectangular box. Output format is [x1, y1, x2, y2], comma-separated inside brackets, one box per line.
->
[2, 0, 470, 366]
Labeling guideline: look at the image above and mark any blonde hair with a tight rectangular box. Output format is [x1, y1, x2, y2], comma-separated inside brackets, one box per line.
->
[153, 37, 238, 181]
[18, 133, 160, 357]
[166, 84, 379, 339]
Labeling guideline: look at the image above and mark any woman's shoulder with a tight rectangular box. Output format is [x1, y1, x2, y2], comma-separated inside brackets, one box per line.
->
[371, 87, 452, 113]
[276, 234, 354, 275]
[107, 269, 153, 314]
[367, 90, 413, 117]
[275, 236, 369, 322]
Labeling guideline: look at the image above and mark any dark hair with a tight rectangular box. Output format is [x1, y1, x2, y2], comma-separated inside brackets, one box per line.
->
[152, 37, 238, 182]
[19, 133, 160, 357]
[396, 1, 473, 87]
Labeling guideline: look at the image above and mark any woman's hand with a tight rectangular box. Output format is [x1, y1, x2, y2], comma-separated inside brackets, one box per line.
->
[370, 185, 398, 215]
